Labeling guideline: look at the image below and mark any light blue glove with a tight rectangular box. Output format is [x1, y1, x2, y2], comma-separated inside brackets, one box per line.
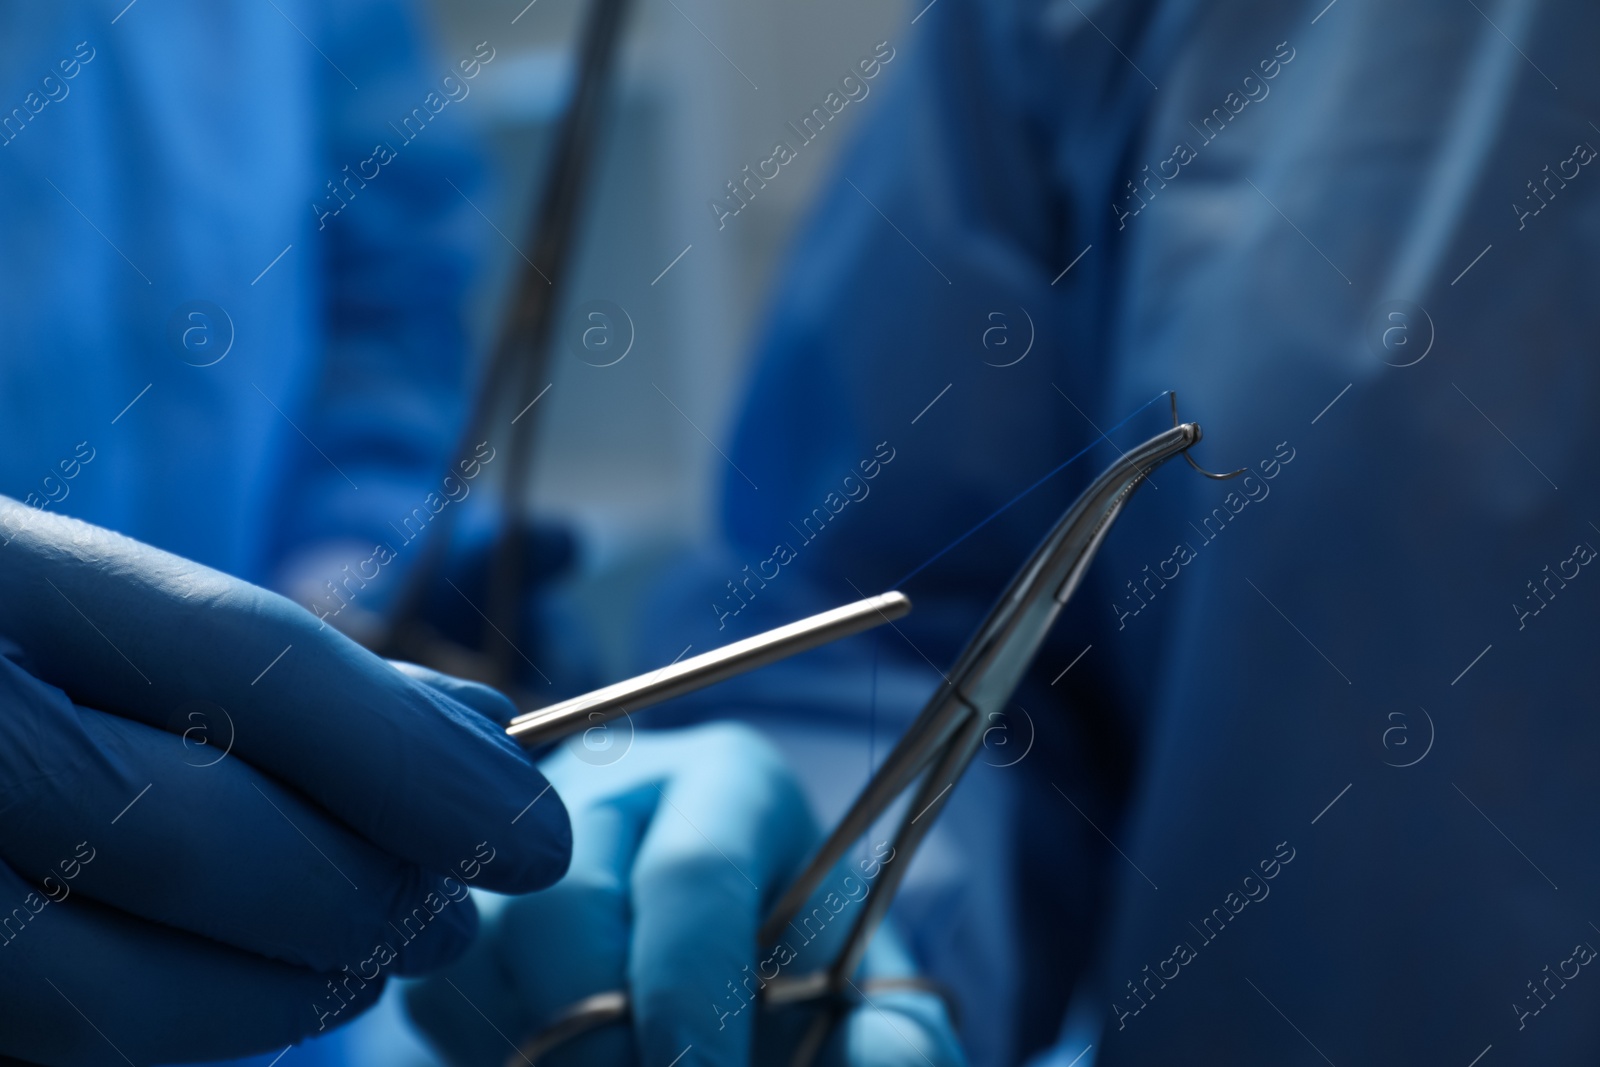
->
[0, 499, 572, 1066]
[404, 724, 968, 1067]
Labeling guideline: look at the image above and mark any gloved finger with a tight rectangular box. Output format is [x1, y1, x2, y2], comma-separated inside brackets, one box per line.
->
[0, 649, 475, 974]
[400, 911, 529, 1067]
[815, 933, 967, 1067]
[824, 992, 968, 1067]
[405, 786, 651, 1067]
[626, 724, 817, 1067]
[0, 501, 570, 895]
[388, 661, 519, 724]
[0, 857, 381, 1067]
[748, 918, 967, 1067]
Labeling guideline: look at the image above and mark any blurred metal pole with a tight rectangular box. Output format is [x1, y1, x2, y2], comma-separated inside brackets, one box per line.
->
[506, 592, 911, 747]
[376, 0, 634, 688]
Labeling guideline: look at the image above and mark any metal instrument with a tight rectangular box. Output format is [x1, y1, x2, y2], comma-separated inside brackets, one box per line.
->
[376, 0, 634, 688]
[503, 411, 1223, 1066]
[506, 591, 910, 749]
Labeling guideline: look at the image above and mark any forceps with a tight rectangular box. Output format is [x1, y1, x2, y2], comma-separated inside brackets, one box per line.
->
[503, 414, 1218, 1066]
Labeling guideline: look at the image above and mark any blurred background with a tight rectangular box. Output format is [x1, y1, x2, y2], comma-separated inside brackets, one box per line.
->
[10, 1, 1598, 1063]
[428, 0, 908, 672]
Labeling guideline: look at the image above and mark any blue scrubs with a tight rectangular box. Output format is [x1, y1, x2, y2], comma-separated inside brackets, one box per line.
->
[0, 0, 483, 594]
[0, 2, 486, 1063]
[636, 0, 1600, 1062]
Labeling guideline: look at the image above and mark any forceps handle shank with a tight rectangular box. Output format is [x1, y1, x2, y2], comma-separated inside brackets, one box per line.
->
[787, 708, 990, 1065]
[759, 422, 1200, 950]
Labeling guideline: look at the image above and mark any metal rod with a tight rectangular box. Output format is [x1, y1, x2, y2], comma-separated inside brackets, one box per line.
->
[376, 0, 635, 673]
[506, 591, 912, 748]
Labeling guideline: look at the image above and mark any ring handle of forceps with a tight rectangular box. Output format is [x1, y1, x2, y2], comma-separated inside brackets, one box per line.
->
[501, 977, 960, 1067]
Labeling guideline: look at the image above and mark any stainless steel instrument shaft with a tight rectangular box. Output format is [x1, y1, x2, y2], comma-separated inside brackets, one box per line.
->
[505, 591, 911, 748]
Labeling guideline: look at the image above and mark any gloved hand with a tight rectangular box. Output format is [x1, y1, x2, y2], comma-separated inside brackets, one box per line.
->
[0, 499, 571, 1066]
[404, 724, 968, 1067]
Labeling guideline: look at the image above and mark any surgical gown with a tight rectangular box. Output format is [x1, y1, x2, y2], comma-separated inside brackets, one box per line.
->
[634, 0, 1600, 1063]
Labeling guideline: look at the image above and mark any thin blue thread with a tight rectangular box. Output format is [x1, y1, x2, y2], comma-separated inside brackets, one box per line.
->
[891, 390, 1172, 589]
[868, 630, 879, 778]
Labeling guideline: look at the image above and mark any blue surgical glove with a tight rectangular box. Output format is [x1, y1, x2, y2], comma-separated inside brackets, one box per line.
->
[0, 499, 571, 1066]
[404, 724, 968, 1067]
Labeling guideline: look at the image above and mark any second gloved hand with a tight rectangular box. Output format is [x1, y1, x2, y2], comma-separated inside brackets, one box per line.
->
[404, 724, 967, 1067]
